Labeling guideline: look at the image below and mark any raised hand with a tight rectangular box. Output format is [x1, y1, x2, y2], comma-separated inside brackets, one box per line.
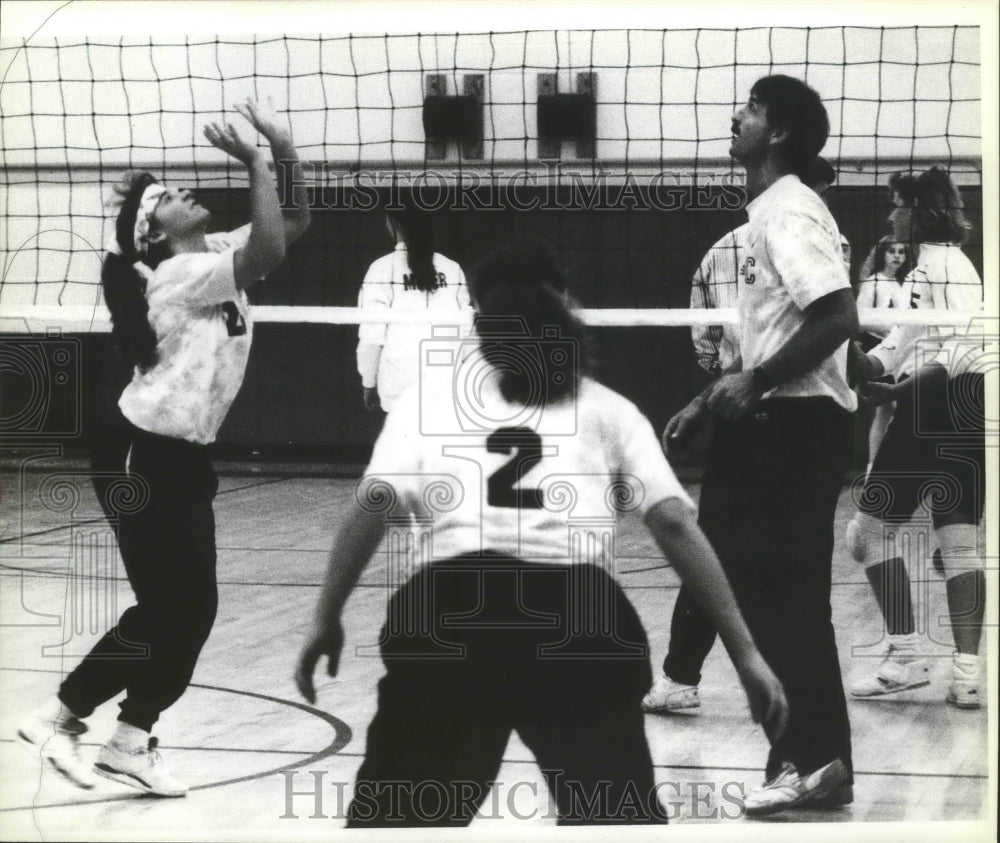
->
[234, 96, 291, 146]
[203, 121, 260, 166]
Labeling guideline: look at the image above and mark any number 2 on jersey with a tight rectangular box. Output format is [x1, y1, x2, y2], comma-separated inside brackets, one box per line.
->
[486, 427, 544, 509]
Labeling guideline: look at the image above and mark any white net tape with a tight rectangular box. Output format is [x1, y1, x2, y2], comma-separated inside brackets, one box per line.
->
[0, 305, 985, 334]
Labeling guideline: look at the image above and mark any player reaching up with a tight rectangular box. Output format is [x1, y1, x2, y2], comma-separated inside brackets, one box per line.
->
[17, 98, 309, 797]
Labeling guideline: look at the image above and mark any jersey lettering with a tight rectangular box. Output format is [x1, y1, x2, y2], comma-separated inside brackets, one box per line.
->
[221, 301, 247, 337]
[744, 256, 756, 285]
[486, 427, 544, 509]
[402, 271, 447, 291]
[909, 290, 922, 309]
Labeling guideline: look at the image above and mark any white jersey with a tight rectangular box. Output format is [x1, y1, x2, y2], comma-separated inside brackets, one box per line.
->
[119, 226, 252, 445]
[856, 272, 903, 339]
[364, 354, 694, 568]
[740, 174, 856, 411]
[357, 244, 472, 412]
[690, 224, 745, 372]
[869, 243, 984, 380]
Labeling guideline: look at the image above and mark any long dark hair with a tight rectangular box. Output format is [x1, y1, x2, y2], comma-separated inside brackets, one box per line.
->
[470, 238, 590, 406]
[913, 166, 972, 245]
[387, 203, 438, 292]
[102, 172, 168, 373]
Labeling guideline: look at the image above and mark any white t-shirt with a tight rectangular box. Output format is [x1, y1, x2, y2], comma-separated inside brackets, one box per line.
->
[119, 226, 253, 445]
[869, 243, 984, 380]
[363, 356, 694, 567]
[690, 224, 745, 372]
[740, 174, 856, 411]
[856, 272, 903, 339]
[357, 244, 472, 411]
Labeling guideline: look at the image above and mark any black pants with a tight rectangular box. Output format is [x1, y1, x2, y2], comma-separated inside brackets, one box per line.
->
[663, 584, 716, 686]
[859, 372, 985, 526]
[347, 556, 666, 827]
[699, 398, 854, 781]
[59, 425, 219, 732]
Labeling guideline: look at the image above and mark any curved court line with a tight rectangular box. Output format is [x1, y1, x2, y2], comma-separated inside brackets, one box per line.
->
[1, 678, 353, 813]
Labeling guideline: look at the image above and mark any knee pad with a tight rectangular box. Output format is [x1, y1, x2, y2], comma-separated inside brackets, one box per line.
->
[936, 523, 982, 580]
[847, 513, 897, 569]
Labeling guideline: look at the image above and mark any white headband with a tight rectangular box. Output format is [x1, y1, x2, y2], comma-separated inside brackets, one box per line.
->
[133, 183, 167, 255]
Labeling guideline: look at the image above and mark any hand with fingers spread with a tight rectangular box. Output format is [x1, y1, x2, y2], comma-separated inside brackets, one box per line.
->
[203, 121, 260, 166]
[294, 619, 345, 705]
[234, 96, 291, 146]
[734, 651, 789, 745]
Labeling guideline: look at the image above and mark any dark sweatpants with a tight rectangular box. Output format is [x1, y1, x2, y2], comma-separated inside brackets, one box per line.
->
[59, 425, 219, 732]
[347, 555, 667, 827]
[699, 397, 854, 781]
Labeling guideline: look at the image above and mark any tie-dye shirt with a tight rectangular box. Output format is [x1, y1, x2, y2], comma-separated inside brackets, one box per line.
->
[119, 225, 253, 445]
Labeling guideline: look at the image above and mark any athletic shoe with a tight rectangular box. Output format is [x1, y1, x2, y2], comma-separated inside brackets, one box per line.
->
[95, 737, 188, 797]
[640, 676, 700, 713]
[799, 782, 854, 809]
[17, 711, 97, 790]
[850, 645, 930, 698]
[946, 652, 982, 709]
[742, 758, 849, 817]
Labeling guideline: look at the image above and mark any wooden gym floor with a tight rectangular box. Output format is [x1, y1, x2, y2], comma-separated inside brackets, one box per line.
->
[0, 452, 993, 841]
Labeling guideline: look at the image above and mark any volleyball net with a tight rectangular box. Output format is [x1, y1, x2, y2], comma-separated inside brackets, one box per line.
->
[0, 26, 986, 333]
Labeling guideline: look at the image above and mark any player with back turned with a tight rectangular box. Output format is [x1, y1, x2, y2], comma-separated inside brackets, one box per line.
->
[847, 167, 986, 707]
[295, 238, 787, 827]
[665, 75, 858, 816]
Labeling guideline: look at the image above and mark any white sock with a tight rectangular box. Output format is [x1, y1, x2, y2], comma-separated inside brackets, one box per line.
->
[888, 632, 919, 657]
[954, 652, 981, 673]
[110, 721, 149, 751]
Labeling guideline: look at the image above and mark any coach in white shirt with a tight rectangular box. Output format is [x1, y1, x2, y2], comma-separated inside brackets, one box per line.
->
[665, 75, 858, 816]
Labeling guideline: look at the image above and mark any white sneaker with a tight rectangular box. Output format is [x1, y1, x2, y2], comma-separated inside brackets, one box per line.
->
[947, 652, 982, 709]
[743, 758, 849, 817]
[851, 644, 930, 698]
[17, 711, 97, 790]
[95, 737, 188, 797]
[641, 676, 700, 713]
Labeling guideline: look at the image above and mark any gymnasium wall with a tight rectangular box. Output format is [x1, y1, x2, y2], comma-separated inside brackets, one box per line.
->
[24, 179, 976, 467]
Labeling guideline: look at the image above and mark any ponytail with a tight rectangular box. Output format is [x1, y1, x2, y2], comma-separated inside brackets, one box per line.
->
[387, 206, 438, 292]
[471, 238, 591, 407]
[101, 252, 158, 373]
[104, 171, 167, 373]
